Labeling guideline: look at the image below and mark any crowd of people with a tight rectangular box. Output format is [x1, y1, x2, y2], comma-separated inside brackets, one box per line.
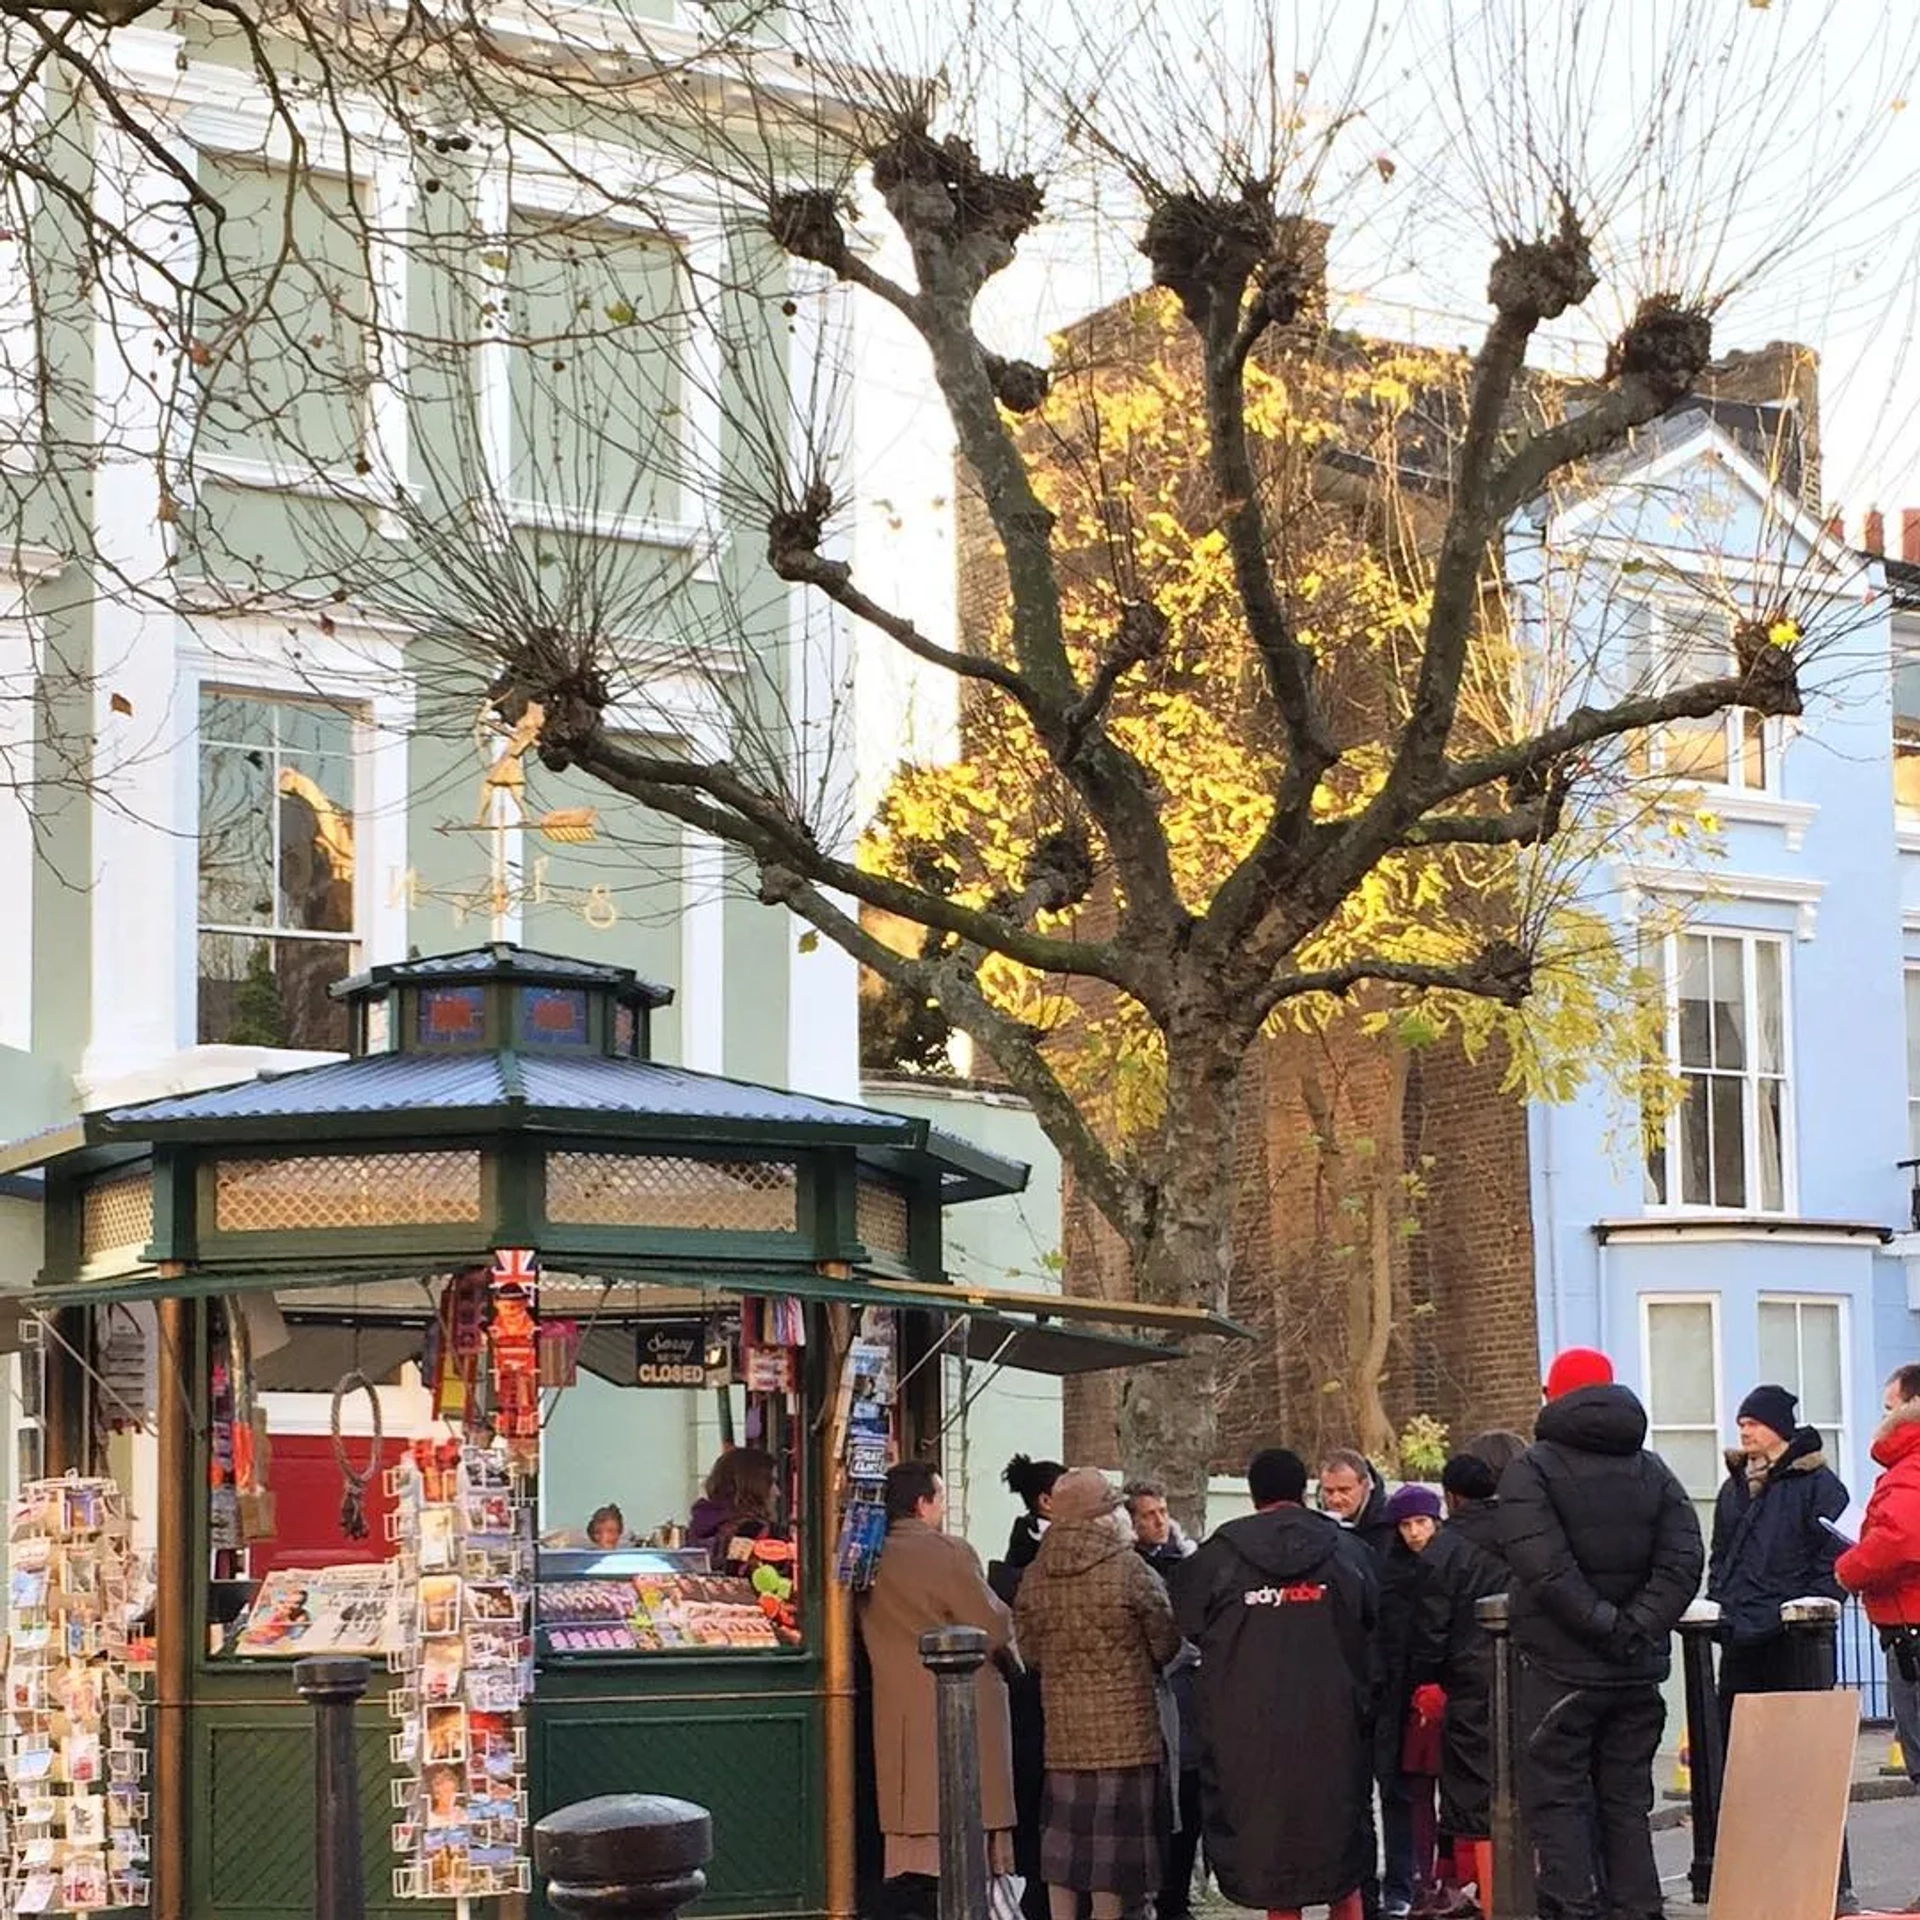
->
[855, 1349, 1920, 1920]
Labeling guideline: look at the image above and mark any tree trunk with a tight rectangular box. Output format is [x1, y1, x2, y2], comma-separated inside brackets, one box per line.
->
[1115, 1043, 1241, 1537]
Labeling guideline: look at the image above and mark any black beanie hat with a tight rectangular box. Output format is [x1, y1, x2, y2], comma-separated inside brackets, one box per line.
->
[1737, 1383, 1799, 1441]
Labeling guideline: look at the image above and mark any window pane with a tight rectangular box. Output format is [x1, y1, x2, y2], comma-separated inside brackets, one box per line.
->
[198, 745, 273, 927]
[1678, 937, 1712, 1068]
[277, 765, 355, 933]
[198, 934, 351, 1050]
[1661, 716, 1731, 785]
[1652, 1428, 1723, 1502]
[1897, 742, 1920, 812]
[1677, 1075, 1711, 1205]
[1754, 943, 1784, 1076]
[1755, 1078, 1784, 1212]
[1709, 937, 1746, 1071]
[275, 700, 354, 763]
[200, 690, 274, 748]
[1800, 1305, 1844, 1426]
[1648, 1301, 1717, 1423]
[1668, 609, 1733, 681]
[1709, 1074, 1747, 1209]
[1757, 1301, 1799, 1387]
[1904, 973, 1920, 1101]
[1741, 709, 1767, 789]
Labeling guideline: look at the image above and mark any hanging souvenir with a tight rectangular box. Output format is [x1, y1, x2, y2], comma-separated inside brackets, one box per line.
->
[487, 1252, 539, 1444]
[536, 1321, 579, 1390]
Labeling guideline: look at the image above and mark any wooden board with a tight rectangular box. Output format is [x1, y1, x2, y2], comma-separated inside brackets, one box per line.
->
[1709, 1689, 1858, 1920]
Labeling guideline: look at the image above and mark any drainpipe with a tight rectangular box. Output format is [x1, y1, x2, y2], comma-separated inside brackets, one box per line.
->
[1534, 1102, 1564, 1357]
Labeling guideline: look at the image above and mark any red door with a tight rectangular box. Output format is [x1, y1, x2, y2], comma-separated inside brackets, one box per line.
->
[251, 1434, 411, 1576]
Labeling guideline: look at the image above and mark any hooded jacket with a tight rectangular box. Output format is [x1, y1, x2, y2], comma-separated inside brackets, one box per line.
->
[1498, 1384, 1704, 1688]
[1707, 1426, 1848, 1645]
[1407, 1500, 1510, 1839]
[1179, 1505, 1378, 1911]
[1837, 1400, 1920, 1628]
[1013, 1516, 1181, 1770]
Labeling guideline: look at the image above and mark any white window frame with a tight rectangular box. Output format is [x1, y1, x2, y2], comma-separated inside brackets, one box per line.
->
[1636, 598, 1782, 797]
[1643, 927, 1796, 1215]
[1755, 1293, 1850, 1471]
[179, 618, 412, 1053]
[1640, 1291, 1725, 1509]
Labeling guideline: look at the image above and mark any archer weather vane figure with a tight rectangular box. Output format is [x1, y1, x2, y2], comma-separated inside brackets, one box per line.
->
[387, 702, 620, 939]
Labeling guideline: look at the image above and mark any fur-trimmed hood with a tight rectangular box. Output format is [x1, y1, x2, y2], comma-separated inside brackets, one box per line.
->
[1723, 1425, 1828, 1483]
[1872, 1397, 1920, 1469]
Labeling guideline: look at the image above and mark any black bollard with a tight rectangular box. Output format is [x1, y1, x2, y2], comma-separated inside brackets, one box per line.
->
[1475, 1594, 1533, 1920]
[1780, 1596, 1842, 1690]
[535, 1793, 714, 1920]
[920, 1625, 990, 1920]
[293, 1656, 370, 1920]
[1677, 1600, 1724, 1903]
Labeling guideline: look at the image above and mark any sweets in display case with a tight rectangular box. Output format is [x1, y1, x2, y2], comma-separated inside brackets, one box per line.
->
[535, 1551, 794, 1654]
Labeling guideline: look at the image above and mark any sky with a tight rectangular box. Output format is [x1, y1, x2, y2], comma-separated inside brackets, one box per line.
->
[843, 0, 1920, 514]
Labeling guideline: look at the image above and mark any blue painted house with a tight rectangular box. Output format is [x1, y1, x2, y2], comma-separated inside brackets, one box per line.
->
[1509, 411, 1914, 1516]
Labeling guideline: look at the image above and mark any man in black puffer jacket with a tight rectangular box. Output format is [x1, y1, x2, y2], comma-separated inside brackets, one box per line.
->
[1499, 1350, 1704, 1920]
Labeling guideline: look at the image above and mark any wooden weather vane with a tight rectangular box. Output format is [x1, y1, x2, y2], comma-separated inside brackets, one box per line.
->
[388, 701, 619, 937]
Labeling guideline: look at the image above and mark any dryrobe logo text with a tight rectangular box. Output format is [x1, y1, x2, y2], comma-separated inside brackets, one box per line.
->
[1242, 1582, 1328, 1606]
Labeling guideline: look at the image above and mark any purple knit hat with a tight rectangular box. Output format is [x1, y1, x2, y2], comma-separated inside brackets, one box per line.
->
[1385, 1484, 1442, 1525]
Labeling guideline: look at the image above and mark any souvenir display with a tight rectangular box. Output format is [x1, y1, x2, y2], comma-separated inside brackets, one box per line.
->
[386, 1439, 534, 1900]
[831, 1312, 898, 1588]
[3, 1477, 150, 1911]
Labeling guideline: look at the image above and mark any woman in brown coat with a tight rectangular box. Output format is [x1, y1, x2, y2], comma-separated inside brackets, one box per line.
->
[1014, 1467, 1182, 1920]
[859, 1461, 1018, 1918]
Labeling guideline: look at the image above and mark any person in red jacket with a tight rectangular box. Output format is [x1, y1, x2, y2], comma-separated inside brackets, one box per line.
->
[1835, 1363, 1920, 1823]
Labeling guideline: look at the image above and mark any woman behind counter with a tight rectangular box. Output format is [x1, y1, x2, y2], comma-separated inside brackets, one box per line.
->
[689, 1445, 780, 1569]
[586, 1504, 625, 1549]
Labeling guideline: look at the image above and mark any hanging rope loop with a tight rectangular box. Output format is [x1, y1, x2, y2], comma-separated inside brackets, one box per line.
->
[330, 1370, 384, 1541]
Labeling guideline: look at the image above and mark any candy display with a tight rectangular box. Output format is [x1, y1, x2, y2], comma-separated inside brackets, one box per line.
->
[3, 1477, 150, 1912]
[535, 1554, 793, 1655]
[387, 1440, 534, 1901]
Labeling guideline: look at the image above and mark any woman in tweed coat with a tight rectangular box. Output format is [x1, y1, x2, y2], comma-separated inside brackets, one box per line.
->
[1013, 1468, 1182, 1920]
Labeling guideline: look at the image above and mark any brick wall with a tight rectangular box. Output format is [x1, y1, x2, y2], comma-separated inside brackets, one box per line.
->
[1061, 1022, 1539, 1473]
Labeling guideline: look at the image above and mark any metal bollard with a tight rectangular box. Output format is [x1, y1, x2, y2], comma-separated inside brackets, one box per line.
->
[1780, 1596, 1842, 1691]
[1677, 1599, 1724, 1903]
[534, 1793, 714, 1920]
[1475, 1594, 1532, 1920]
[293, 1656, 370, 1920]
[920, 1625, 990, 1920]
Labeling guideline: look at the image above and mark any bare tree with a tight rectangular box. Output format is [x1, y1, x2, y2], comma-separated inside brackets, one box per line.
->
[7, 0, 1917, 1516]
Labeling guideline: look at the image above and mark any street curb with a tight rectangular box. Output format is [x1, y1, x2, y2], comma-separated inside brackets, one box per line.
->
[1657, 1775, 1914, 1830]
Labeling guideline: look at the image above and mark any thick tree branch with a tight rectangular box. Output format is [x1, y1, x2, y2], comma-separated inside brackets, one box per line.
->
[569, 730, 1156, 999]
[1247, 942, 1535, 1031]
[755, 863, 1141, 1241]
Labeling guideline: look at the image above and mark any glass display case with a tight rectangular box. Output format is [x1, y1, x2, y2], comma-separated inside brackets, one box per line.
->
[534, 1548, 798, 1657]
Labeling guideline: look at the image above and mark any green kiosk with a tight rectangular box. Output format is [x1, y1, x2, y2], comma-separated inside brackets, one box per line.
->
[0, 945, 1228, 1920]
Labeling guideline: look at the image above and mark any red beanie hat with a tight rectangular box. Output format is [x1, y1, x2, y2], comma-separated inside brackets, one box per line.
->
[1544, 1347, 1614, 1400]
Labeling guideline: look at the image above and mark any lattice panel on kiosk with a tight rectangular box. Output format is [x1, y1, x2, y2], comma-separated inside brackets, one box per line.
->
[3, 1477, 151, 1912]
[384, 1441, 534, 1900]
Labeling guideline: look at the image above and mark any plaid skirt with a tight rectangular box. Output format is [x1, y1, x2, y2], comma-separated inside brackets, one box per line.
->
[1038, 1764, 1164, 1896]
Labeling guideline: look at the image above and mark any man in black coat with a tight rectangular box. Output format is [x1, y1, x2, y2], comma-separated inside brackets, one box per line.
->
[1499, 1352, 1704, 1920]
[1320, 1448, 1406, 1918]
[1708, 1382, 1855, 1912]
[1182, 1448, 1379, 1920]
[1408, 1456, 1510, 1891]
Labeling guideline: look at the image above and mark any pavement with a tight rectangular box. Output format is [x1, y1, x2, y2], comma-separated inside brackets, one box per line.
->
[1191, 1733, 1920, 1918]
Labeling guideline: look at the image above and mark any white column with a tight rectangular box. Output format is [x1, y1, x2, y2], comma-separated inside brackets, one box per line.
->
[0, 571, 48, 1054]
[80, 110, 198, 1095]
[782, 264, 859, 1102]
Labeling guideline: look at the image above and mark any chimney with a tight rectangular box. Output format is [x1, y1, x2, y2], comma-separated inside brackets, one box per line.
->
[1902, 510, 1920, 565]
[1866, 507, 1886, 556]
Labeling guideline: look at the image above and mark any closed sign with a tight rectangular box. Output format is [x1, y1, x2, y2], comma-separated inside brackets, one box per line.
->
[635, 1319, 708, 1387]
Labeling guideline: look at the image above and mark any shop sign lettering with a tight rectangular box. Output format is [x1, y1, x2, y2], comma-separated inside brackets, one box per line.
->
[634, 1318, 710, 1387]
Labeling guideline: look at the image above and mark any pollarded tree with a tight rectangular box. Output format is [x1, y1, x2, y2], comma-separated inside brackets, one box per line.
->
[17, 0, 1912, 1520]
